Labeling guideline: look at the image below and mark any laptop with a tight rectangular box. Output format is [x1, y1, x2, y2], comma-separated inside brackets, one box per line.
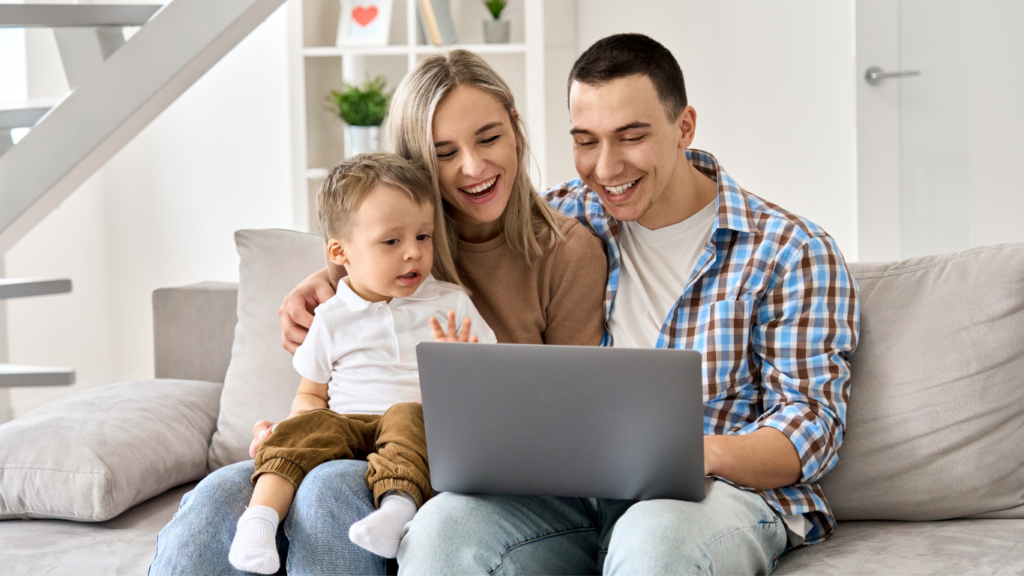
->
[416, 342, 706, 502]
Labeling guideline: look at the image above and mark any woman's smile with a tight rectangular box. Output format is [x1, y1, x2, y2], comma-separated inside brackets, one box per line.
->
[458, 175, 500, 203]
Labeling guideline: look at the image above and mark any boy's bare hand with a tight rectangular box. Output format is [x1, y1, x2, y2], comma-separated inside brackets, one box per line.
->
[430, 311, 479, 343]
[249, 420, 277, 459]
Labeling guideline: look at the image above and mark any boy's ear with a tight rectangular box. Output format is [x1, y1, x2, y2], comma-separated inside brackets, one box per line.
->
[327, 239, 347, 267]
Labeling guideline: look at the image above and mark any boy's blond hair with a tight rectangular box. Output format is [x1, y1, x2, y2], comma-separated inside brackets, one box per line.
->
[317, 152, 463, 290]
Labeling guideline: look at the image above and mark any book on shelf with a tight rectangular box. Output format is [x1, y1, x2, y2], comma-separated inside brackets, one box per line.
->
[417, 0, 457, 46]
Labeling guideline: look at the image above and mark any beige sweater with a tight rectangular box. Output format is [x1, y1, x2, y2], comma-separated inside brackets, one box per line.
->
[456, 214, 607, 346]
[328, 213, 608, 346]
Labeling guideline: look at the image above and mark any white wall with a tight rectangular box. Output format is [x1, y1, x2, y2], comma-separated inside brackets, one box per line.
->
[576, 0, 859, 259]
[5, 6, 295, 418]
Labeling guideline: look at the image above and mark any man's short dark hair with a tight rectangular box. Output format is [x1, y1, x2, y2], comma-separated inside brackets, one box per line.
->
[568, 33, 687, 121]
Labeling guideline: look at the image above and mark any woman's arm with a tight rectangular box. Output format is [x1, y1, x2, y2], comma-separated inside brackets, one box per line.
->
[543, 222, 608, 346]
[279, 268, 337, 353]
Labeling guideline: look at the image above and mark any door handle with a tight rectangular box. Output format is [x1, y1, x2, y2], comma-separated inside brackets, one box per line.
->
[865, 66, 921, 86]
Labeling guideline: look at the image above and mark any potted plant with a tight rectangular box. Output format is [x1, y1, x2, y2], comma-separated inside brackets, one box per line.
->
[327, 75, 392, 159]
[483, 0, 509, 44]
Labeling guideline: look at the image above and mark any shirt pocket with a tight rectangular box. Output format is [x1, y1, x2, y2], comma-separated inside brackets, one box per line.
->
[700, 296, 755, 401]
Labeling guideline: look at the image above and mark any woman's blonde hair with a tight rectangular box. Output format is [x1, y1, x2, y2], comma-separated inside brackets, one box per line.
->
[383, 49, 564, 266]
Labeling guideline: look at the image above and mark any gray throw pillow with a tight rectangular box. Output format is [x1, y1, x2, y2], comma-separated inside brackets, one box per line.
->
[0, 379, 221, 521]
[207, 229, 325, 470]
[820, 243, 1024, 521]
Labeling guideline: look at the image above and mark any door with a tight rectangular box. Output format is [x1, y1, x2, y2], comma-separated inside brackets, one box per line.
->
[857, 0, 1024, 261]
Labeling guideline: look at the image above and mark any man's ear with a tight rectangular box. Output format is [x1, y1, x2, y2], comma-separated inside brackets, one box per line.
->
[676, 105, 697, 150]
[327, 239, 347, 267]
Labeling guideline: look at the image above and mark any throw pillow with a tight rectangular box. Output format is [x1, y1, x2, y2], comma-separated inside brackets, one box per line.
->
[207, 229, 325, 470]
[0, 379, 221, 521]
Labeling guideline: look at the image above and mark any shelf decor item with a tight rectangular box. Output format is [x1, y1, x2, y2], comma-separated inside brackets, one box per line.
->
[417, 0, 458, 46]
[337, 0, 393, 46]
[328, 75, 392, 159]
[483, 0, 510, 44]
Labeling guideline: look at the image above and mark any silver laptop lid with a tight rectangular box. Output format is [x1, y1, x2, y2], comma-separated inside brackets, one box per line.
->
[417, 343, 705, 502]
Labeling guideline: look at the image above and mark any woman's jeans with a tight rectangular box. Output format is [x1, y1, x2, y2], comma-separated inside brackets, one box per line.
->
[397, 481, 788, 575]
[149, 459, 385, 576]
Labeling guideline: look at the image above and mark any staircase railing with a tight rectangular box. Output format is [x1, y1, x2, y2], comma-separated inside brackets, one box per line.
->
[0, 0, 286, 256]
[0, 0, 286, 393]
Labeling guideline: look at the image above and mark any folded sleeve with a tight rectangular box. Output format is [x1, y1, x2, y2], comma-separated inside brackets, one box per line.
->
[744, 234, 859, 485]
[292, 313, 334, 385]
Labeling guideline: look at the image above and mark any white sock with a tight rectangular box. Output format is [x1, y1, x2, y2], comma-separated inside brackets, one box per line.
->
[229, 505, 280, 574]
[348, 493, 417, 558]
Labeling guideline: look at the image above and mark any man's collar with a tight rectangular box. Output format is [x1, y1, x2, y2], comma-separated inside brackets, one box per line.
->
[686, 149, 755, 235]
[334, 273, 440, 311]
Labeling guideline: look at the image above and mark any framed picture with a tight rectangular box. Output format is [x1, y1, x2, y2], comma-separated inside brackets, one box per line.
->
[337, 0, 393, 46]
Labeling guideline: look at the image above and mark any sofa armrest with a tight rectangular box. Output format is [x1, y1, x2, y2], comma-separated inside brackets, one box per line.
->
[153, 282, 238, 383]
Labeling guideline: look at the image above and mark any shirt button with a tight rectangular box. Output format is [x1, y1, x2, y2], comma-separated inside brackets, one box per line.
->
[395, 326, 405, 334]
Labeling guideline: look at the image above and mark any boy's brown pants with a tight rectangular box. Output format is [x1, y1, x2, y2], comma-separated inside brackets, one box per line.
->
[252, 402, 430, 507]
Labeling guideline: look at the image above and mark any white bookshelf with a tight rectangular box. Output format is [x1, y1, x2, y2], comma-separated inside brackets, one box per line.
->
[287, 0, 547, 234]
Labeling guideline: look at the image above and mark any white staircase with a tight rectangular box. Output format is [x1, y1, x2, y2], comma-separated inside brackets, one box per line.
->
[0, 0, 286, 389]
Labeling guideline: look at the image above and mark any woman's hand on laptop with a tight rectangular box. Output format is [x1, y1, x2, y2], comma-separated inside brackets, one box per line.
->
[430, 311, 479, 343]
[279, 267, 336, 354]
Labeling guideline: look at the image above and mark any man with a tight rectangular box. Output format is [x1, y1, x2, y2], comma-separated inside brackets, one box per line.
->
[393, 33, 859, 574]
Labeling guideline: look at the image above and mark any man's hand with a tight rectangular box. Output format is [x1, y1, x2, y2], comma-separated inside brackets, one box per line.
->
[703, 428, 802, 491]
[279, 268, 335, 353]
[249, 420, 276, 459]
[430, 311, 479, 343]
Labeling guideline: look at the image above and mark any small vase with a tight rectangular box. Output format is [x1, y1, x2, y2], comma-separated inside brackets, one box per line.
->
[483, 19, 510, 44]
[344, 125, 381, 159]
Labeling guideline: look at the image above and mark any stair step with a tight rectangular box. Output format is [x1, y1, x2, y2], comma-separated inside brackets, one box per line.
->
[0, 364, 75, 387]
[0, 278, 72, 300]
[0, 99, 61, 130]
[0, 4, 161, 28]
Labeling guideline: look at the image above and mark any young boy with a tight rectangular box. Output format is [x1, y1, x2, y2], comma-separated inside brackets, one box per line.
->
[228, 153, 496, 574]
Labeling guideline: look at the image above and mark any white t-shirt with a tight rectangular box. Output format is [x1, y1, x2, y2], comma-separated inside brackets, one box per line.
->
[608, 200, 717, 348]
[292, 274, 497, 415]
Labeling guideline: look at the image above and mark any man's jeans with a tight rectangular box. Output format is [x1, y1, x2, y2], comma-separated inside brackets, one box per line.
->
[149, 459, 386, 575]
[398, 481, 787, 575]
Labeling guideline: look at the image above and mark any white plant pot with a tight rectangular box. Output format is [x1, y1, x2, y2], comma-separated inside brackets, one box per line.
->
[483, 19, 510, 44]
[344, 125, 381, 159]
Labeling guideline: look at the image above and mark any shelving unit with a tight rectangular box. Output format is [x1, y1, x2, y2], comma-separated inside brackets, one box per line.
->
[287, 0, 546, 234]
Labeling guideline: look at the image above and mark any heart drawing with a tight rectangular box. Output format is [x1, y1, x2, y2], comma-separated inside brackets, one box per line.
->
[352, 5, 379, 27]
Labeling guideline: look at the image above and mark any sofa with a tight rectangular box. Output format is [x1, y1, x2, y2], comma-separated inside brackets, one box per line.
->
[2, 229, 1023, 575]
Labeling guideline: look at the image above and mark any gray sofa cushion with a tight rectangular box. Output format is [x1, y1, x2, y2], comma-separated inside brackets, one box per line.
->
[0, 482, 195, 575]
[776, 518, 1024, 574]
[207, 229, 324, 470]
[819, 244, 1024, 521]
[0, 379, 220, 521]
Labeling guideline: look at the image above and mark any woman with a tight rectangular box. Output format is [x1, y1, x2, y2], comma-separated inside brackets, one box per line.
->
[149, 50, 607, 575]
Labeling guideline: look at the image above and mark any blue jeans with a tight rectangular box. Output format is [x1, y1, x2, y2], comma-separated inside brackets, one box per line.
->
[397, 481, 787, 575]
[149, 459, 385, 575]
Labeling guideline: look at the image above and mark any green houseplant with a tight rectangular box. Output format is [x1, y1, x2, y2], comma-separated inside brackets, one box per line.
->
[327, 75, 392, 159]
[482, 0, 510, 44]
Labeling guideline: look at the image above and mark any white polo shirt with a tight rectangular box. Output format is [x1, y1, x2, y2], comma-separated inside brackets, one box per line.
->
[293, 274, 497, 415]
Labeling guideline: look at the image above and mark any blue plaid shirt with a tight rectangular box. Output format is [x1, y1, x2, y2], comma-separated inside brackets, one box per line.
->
[544, 149, 859, 546]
